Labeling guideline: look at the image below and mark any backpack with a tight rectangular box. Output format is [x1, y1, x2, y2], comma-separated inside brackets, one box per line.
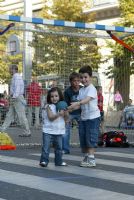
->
[99, 131, 129, 147]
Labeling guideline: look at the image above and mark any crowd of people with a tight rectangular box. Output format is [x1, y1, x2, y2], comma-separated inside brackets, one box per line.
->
[1, 64, 133, 168]
[40, 65, 100, 167]
[0, 64, 102, 168]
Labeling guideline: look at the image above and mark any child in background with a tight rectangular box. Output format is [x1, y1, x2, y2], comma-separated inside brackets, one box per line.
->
[68, 65, 100, 167]
[114, 90, 123, 111]
[63, 72, 81, 154]
[39, 87, 68, 167]
[97, 86, 104, 134]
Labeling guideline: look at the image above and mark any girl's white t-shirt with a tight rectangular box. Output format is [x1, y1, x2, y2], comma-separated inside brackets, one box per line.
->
[78, 84, 100, 120]
[42, 104, 65, 135]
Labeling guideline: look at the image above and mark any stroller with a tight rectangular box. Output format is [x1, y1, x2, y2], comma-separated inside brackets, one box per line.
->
[120, 106, 134, 129]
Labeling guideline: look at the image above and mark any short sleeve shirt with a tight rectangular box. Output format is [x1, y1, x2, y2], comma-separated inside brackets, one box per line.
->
[78, 84, 100, 120]
[42, 104, 65, 135]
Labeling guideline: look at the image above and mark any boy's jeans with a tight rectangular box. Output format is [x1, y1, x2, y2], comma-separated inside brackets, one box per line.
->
[62, 114, 80, 153]
[40, 132, 63, 165]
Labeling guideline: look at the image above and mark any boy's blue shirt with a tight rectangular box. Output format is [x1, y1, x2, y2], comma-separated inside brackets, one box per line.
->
[64, 86, 81, 116]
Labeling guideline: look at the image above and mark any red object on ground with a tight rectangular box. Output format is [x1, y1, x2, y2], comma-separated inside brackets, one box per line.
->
[0, 145, 16, 150]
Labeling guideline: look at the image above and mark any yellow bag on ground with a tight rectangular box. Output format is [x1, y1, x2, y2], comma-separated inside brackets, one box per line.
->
[0, 132, 16, 150]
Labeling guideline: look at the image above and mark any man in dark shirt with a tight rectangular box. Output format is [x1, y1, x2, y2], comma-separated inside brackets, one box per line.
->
[63, 72, 81, 154]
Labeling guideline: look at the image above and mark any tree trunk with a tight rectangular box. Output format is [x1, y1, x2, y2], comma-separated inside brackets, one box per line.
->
[114, 49, 131, 109]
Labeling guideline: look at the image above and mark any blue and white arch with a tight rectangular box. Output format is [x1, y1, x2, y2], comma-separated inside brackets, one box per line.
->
[0, 14, 134, 33]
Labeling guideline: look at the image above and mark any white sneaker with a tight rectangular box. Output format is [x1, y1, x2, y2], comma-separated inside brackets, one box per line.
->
[55, 162, 68, 166]
[86, 159, 96, 167]
[39, 162, 48, 167]
[80, 156, 96, 167]
[80, 156, 89, 167]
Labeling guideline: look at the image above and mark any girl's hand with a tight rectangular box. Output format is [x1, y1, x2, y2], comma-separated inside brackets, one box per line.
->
[59, 110, 65, 117]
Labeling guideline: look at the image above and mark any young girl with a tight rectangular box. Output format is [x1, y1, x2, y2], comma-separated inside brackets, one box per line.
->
[68, 65, 100, 167]
[114, 90, 123, 111]
[39, 87, 67, 167]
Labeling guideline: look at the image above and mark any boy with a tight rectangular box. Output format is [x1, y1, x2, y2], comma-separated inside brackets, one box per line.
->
[68, 65, 100, 167]
[63, 72, 81, 154]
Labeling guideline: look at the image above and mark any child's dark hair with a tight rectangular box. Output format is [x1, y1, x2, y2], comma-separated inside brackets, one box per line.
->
[97, 86, 102, 91]
[69, 72, 80, 82]
[79, 65, 92, 77]
[47, 87, 64, 104]
[10, 64, 18, 72]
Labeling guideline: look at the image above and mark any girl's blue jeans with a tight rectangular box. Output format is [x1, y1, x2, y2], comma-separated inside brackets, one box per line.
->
[40, 132, 63, 165]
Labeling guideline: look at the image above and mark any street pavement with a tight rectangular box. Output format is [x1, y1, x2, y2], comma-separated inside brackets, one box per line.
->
[0, 126, 134, 199]
[0, 146, 134, 200]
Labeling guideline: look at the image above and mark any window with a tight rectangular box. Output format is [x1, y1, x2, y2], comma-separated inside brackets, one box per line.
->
[9, 41, 17, 55]
[93, 0, 118, 6]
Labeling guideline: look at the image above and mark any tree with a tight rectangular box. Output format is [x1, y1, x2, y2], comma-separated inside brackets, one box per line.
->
[106, 0, 134, 107]
[0, 11, 23, 84]
[0, 9, 11, 84]
[31, 0, 101, 86]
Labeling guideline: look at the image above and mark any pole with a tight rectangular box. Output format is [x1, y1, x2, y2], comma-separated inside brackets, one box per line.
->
[23, 0, 32, 85]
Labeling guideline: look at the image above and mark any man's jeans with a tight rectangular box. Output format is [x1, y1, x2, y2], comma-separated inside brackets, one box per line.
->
[40, 132, 63, 165]
[1, 96, 30, 135]
[62, 114, 80, 153]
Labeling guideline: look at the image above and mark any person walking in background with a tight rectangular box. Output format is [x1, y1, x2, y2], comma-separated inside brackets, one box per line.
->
[68, 65, 100, 167]
[26, 76, 42, 129]
[41, 89, 47, 108]
[63, 72, 81, 154]
[97, 86, 104, 134]
[0, 93, 9, 123]
[114, 90, 123, 111]
[3, 90, 8, 100]
[1, 64, 31, 137]
[39, 87, 68, 167]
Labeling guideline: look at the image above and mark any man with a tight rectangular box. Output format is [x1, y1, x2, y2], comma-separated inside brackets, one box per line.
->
[26, 76, 42, 129]
[1, 64, 31, 137]
[62, 72, 81, 154]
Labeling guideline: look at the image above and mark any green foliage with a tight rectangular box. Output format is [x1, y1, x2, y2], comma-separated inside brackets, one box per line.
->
[105, 0, 134, 105]
[106, 0, 134, 78]
[0, 11, 23, 83]
[31, 0, 100, 79]
[41, 0, 95, 22]
[119, 0, 134, 26]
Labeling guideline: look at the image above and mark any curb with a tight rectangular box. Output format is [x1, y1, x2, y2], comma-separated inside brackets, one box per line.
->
[16, 142, 80, 149]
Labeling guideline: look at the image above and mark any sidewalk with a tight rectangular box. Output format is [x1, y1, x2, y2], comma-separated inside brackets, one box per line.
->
[2, 125, 134, 148]
[4, 126, 80, 148]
